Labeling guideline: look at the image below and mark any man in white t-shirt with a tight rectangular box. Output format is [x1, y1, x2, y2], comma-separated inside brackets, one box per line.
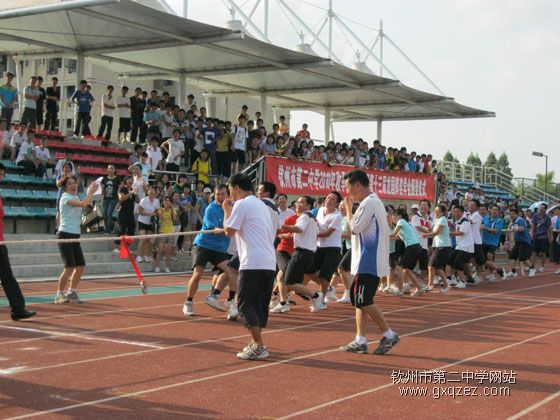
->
[116, 86, 131, 142]
[146, 136, 163, 173]
[16, 132, 39, 175]
[450, 205, 475, 288]
[280, 195, 325, 312]
[97, 85, 115, 141]
[223, 173, 276, 360]
[276, 193, 295, 225]
[306, 191, 343, 303]
[231, 114, 248, 173]
[468, 199, 486, 284]
[339, 169, 399, 356]
[9, 126, 27, 161]
[34, 137, 55, 177]
[161, 128, 185, 172]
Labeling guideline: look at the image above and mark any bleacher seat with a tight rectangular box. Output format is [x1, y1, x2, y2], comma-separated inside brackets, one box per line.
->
[16, 190, 34, 199]
[0, 188, 17, 199]
[32, 190, 53, 200]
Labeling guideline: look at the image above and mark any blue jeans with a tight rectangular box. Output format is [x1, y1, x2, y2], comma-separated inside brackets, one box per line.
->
[102, 198, 118, 233]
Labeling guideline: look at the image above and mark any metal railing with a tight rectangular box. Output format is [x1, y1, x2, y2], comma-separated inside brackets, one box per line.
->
[438, 161, 560, 203]
[240, 155, 266, 188]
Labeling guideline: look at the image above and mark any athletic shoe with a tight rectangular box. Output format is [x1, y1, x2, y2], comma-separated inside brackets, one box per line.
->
[473, 274, 482, 283]
[433, 276, 441, 286]
[236, 345, 269, 360]
[269, 296, 279, 309]
[310, 292, 326, 312]
[510, 272, 518, 278]
[528, 268, 536, 277]
[163, 267, 171, 273]
[389, 289, 403, 297]
[423, 285, 433, 292]
[227, 302, 239, 321]
[65, 291, 82, 304]
[270, 302, 290, 313]
[539, 267, 545, 273]
[325, 286, 338, 303]
[555, 269, 560, 274]
[203, 294, 227, 312]
[447, 276, 458, 286]
[455, 280, 466, 289]
[144, 256, 154, 263]
[337, 292, 351, 303]
[154, 267, 160, 273]
[339, 340, 368, 354]
[224, 300, 233, 309]
[136, 255, 143, 263]
[413, 268, 421, 275]
[54, 294, 68, 304]
[373, 334, 400, 355]
[411, 288, 423, 297]
[440, 285, 451, 294]
[487, 275, 496, 283]
[402, 283, 411, 294]
[182, 301, 194, 317]
[466, 277, 480, 286]
[242, 342, 255, 352]
[497, 268, 505, 278]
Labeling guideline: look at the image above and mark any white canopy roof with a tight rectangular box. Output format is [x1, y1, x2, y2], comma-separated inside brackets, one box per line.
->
[0, 0, 495, 122]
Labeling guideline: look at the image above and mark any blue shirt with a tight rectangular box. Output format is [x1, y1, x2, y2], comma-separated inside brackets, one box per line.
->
[376, 151, 385, 170]
[396, 219, 420, 247]
[71, 90, 94, 113]
[202, 127, 220, 151]
[408, 159, 417, 172]
[531, 213, 551, 240]
[513, 217, 531, 245]
[482, 215, 504, 247]
[311, 208, 319, 218]
[58, 193, 82, 235]
[193, 201, 230, 253]
[0, 83, 17, 109]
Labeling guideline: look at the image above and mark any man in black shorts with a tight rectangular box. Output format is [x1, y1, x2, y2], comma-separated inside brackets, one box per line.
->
[280, 196, 326, 312]
[530, 203, 552, 275]
[182, 184, 233, 317]
[339, 170, 399, 355]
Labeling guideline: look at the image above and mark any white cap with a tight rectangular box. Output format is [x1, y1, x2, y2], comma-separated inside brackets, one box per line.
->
[203, 187, 212, 193]
[411, 204, 420, 210]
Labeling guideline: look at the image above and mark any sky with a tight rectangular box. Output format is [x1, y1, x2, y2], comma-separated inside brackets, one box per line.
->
[166, 0, 559, 180]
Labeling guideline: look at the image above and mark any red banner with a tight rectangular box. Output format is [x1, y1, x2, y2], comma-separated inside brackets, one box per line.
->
[265, 156, 435, 201]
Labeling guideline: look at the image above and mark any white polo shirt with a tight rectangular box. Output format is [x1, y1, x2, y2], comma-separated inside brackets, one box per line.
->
[226, 194, 276, 271]
[411, 213, 433, 250]
[117, 96, 131, 119]
[316, 208, 343, 248]
[101, 94, 115, 117]
[455, 217, 475, 253]
[279, 207, 296, 225]
[294, 212, 318, 252]
[469, 211, 483, 245]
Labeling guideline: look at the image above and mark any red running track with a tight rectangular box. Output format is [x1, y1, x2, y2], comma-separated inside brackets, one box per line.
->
[0, 271, 559, 419]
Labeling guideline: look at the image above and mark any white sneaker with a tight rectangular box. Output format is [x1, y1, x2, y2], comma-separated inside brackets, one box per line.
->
[203, 294, 227, 312]
[269, 297, 279, 309]
[310, 292, 326, 312]
[164, 267, 171, 273]
[539, 267, 545, 273]
[555, 269, 560, 274]
[182, 301, 194, 317]
[440, 285, 451, 294]
[402, 283, 411, 294]
[337, 293, 351, 303]
[510, 272, 518, 278]
[136, 255, 143, 263]
[227, 302, 239, 321]
[144, 256, 154, 263]
[487, 275, 496, 283]
[154, 267, 160, 273]
[447, 277, 458, 286]
[388, 287, 403, 297]
[528, 268, 536, 277]
[455, 280, 466, 289]
[325, 287, 338, 303]
[270, 302, 290, 313]
[433, 276, 441, 286]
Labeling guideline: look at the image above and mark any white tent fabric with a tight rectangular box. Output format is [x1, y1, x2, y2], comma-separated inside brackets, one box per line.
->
[0, 0, 495, 122]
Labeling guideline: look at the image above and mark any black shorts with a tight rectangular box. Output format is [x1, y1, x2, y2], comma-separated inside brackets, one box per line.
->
[338, 249, 351, 272]
[231, 149, 246, 164]
[400, 244, 422, 270]
[473, 244, 487, 266]
[350, 274, 380, 308]
[418, 248, 429, 271]
[119, 118, 131, 133]
[482, 244, 498, 257]
[429, 247, 451, 270]
[509, 242, 531, 262]
[57, 231, 86, 268]
[308, 247, 341, 281]
[389, 251, 398, 270]
[237, 269, 276, 328]
[395, 240, 406, 258]
[276, 250, 291, 273]
[284, 248, 314, 285]
[532, 238, 549, 255]
[228, 254, 240, 271]
[138, 222, 153, 232]
[192, 246, 230, 270]
[452, 250, 471, 271]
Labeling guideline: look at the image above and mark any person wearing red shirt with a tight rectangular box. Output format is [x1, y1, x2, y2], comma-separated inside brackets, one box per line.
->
[270, 213, 297, 313]
[0, 163, 36, 321]
[296, 123, 311, 140]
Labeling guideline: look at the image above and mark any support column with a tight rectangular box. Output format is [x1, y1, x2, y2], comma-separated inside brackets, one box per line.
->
[209, 97, 217, 117]
[178, 75, 187, 108]
[324, 107, 331, 143]
[15, 59, 23, 116]
[76, 54, 85, 84]
[31, 59, 38, 77]
[260, 93, 267, 119]
[271, 106, 278, 124]
[7, 55, 16, 74]
[376, 118, 383, 142]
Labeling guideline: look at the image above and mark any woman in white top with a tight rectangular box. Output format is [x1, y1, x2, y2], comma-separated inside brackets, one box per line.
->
[136, 186, 160, 263]
[55, 177, 97, 304]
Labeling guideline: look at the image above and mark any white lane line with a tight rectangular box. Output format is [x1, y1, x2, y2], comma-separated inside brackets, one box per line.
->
[0, 325, 165, 352]
[5, 298, 560, 419]
[507, 390, 560, 419]
[0, 367, 28, 376]
[279, 327, 560, 419]
[2, 282, 558, 375]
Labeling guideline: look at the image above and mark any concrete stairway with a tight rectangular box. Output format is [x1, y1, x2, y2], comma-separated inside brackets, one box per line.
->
[4, 234, 193, 282]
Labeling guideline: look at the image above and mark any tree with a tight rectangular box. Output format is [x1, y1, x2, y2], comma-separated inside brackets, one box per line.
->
[497, 152, 513, 177]
[484, 152, 498, 168]
[535, 171, 555, 193]
[466, 152, 482, 167]
[443, 151, 455, 162]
